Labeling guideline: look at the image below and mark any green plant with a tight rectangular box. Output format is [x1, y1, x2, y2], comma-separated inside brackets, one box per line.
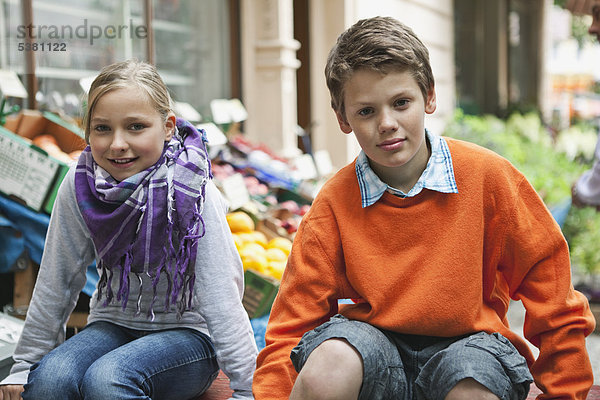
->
[444, 109, 599, 277]
[563, 206, 600, 277]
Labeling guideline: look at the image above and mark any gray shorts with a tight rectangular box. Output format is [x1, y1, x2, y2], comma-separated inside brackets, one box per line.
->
[290, 314, 533, 400]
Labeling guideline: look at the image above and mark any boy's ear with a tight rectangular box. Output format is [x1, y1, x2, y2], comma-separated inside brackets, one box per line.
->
[164, 112, 176, 141]
[335, 111, 353, 134]
[425, 87, 437, 114]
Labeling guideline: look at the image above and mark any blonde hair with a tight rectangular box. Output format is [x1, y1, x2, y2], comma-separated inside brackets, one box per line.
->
[325, 16, 434, 119]
[83, 59, 173, 142]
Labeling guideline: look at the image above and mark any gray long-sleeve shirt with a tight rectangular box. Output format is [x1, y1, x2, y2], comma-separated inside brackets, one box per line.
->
[0, 166, 257, 399]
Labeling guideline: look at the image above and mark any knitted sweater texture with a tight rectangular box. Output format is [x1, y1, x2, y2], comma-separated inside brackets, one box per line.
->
[253, 137, 595, 399]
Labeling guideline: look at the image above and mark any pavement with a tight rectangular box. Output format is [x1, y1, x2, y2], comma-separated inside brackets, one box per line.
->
[507, 300, 600, 383]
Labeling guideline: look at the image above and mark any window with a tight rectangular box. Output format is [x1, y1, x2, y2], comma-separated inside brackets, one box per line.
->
[0, 0, 233, 120]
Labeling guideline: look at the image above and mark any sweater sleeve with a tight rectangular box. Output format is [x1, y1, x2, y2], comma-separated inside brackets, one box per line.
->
[0, 166, 95, 386]
[192, 181, 258, 400]
[253, 207, 348, 400]
[501, 177, 595, 400]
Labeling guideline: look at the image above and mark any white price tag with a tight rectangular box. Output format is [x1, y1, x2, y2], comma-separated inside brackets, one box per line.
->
[221, 173, 250, 211]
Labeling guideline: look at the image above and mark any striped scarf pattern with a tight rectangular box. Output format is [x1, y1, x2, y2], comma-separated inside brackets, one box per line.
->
[74, 119, 212, 319]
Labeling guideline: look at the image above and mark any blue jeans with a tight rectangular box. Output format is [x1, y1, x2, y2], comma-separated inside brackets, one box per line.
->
[23, 321, 219, 400]
[291, 314, 533, 400]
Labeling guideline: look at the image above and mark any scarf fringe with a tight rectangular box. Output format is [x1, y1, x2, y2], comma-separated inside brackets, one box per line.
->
[116, 245, 134, 311]
[134, 273, 143, 317]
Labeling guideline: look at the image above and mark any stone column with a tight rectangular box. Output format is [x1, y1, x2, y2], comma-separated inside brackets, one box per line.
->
[241, 0, 301, 158]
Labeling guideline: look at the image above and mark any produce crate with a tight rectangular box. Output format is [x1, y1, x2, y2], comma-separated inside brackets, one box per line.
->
[242, 269, 279, 319]
[0, 110, 85, 213]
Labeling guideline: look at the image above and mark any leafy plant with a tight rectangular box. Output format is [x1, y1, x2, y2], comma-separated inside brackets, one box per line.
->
[444, 109, 599, 278]
[562, 206, 600, 280]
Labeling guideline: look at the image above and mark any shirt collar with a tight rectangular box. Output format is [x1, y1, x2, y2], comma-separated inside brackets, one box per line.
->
[355, 129, 458, 208]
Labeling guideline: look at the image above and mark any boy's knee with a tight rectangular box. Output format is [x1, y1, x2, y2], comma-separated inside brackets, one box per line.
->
[290, 339, 363, 400]
[445, 378, 500, 400]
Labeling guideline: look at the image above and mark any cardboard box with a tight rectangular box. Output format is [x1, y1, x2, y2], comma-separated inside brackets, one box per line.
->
[242, 269, 279, 319]
[0, 110, 86, 213]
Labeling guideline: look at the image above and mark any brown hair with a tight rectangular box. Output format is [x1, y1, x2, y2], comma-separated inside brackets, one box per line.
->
[83, 59, 173, 142]
[325, 16, 434, 118]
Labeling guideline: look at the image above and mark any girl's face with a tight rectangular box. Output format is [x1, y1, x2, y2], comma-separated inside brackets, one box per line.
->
[88, 86, 175, 182]
[336, 68, 436, 191]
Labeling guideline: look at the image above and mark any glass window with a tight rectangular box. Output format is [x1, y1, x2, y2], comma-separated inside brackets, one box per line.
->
[0, 0, 232, 121]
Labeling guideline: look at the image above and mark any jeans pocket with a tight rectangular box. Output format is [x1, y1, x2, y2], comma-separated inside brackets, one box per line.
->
[465, 332, 533, 386]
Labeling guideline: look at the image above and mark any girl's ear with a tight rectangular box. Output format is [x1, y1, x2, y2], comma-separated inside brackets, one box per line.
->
[164, 112, 176, 141]
[425, 86, 437, 114]
[335, 111, 353, 134]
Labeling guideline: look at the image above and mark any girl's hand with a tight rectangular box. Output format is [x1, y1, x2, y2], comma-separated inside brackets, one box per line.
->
[0, 384, 24, 400]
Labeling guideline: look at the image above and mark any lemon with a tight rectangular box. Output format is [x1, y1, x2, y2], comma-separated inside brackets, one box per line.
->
[242, 254, 269, 273]
[236, 232, 256, 246]
[239, 242, 268, 272]
[249, 230, 268, 248]
[231, 233, 244, 250]
[267, 237, 293, 256]
[226, 211, 255, 233]
[266, 260, 286, 280]
[266, 247, 287, 262]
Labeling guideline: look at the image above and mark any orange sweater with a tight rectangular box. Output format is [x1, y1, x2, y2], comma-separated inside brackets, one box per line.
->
[253, 138, 595, 399]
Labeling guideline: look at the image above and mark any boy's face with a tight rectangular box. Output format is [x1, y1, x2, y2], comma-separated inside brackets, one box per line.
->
[336, 68, 436, 190]
[88, 86, 175, 182]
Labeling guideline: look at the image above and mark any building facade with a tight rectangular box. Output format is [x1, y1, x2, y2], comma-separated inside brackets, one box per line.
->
[1, 0, 555, 170]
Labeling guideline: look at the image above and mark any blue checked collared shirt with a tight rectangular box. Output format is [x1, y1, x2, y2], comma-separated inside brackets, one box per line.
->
[355, 129, 458, 208]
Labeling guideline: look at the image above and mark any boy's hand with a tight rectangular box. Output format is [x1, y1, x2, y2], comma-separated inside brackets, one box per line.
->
[0, 384, 24, 400]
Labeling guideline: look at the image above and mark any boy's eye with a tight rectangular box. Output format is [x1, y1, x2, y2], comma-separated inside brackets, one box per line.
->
[357, 108, 373, 117]
[394, 99, 409, 108]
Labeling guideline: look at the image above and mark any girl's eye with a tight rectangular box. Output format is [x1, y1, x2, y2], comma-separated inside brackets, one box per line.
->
[93, 125, 110, 132]
[357, 108, 373, 117]
[129, 123, 146, 131]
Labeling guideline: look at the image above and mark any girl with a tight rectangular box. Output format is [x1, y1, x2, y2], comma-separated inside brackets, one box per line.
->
[0, 60, 257, 400]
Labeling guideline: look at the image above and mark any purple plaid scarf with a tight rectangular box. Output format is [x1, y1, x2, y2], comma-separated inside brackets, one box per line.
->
[75, 119, 212, 319]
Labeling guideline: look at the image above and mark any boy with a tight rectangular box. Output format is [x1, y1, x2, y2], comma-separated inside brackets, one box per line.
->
[253, 16, 595, 400]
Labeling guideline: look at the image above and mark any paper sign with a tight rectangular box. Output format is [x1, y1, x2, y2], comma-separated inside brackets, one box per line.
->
[210, 98, 248, 124]
[174, 101, 202, 122]
[291, 153, 318, 180]
[220, 173, 250, 211]
[79, 76, 96, 94]
[228, 99, 248, 122]
[0, 70, 28, 98]
[197, 122, 227, 146]
[313, 150, 333, 176]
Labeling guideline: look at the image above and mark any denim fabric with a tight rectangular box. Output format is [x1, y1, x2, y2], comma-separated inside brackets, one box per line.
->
[22, 321, 219, 400]
[291, 315, 533, 400]
[413, 331, 532, 400]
